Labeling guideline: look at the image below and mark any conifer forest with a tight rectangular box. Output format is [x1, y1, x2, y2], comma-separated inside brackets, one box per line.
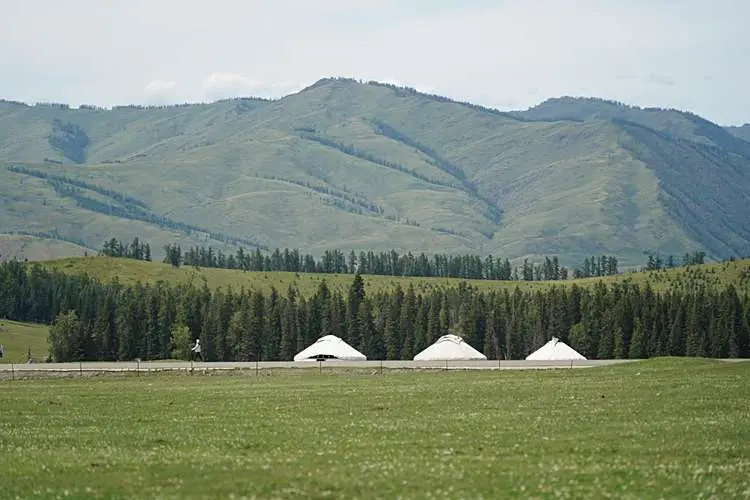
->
[1, 258, 748, 363]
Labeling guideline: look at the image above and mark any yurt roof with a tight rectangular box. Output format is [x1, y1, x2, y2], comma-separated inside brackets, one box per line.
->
[413, 334, 487, 361]
[293, 335, 367, 361]
[525, 337, 586, 361]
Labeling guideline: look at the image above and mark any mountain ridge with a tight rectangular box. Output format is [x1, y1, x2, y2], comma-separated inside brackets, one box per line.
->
[1, 78, 749, 265]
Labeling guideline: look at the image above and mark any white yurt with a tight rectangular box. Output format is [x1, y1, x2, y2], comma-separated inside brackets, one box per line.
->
[525, 337, 586, 361]
[413, 334, 488, 361]
[293, 335, 367, 361]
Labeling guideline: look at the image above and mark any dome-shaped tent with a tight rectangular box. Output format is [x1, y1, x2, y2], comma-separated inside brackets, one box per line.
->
[413, 334, 487, 361]
[293, 335, 367, 361]
[525, 337, 586, 361]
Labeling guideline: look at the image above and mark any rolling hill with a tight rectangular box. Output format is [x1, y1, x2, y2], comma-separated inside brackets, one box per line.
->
[40, 255, 750, 297]
[0, 234, 92, 262]
[0, 320, 49, 363]
[1, 78, 750, 266]
[726, 124, 750, 143]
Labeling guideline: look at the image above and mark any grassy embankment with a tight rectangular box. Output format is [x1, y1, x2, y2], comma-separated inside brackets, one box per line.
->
[0, 320, 48, 364]
[0, 359, 748, 498]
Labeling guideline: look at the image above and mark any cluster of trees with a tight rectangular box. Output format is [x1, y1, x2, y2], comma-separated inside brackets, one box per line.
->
[48, 119, 90, 164]
[300, 132, 454, 191]
[163, 243, 580, 281]
[572, 256, 619, 278]
[646, 252, 707, 270]
[100, 237, 151, 261]
[253, 174, 384, 216]
[1, 260, 748, 363]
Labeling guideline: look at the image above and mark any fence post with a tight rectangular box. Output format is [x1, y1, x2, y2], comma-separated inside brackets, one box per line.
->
[11, 363, 14, 381]
[79, 360, 82, 377]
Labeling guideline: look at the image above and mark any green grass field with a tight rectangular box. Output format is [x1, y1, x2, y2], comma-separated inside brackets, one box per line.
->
[40, 255, 750, 297]
[1, 359, 748, 498]
[0, 320, 49, 363]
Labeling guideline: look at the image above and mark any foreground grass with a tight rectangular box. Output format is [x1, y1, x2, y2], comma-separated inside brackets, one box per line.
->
[40, 255, 750, 296]
[0, 320, 48, 363]
[1, 359, 748, 498]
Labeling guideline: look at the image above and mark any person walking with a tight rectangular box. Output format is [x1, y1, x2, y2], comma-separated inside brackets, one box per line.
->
[190, 338, 204, 362]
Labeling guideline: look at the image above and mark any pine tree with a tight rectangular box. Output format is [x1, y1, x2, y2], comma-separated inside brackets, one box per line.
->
[426, 293, 442, 346]
[597, 324, 615, 359]
[399, 285, 417, 359]
[628, 317, 646, 359]
[347, 273, 366, 349]
[170, 323, 191, 360]
[334, 292, 348, 341]
[484, 308, 497, 359]
[264, 288, 282, 360]
[412, 297, 428, 357]
[247, 290, 265, 361]
[358, 299, 380, 359]
[49, 310, 81, 362]
[279, 286, 298, 361]
[685, 294, 702, 357]
[228, 308, 248, 361]
[569, 323, 586, 357]
[668, 299, 685, 356]
[613, 325, 624, 359]
[384, 300, 399, 360]
[297, 296, 311, 351]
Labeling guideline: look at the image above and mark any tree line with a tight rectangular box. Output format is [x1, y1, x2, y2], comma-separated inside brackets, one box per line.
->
[100, 237, 151, 261]
[0, 260, 747, 363]
[159, 242, 621, 281]
[646, 252, 707, 270]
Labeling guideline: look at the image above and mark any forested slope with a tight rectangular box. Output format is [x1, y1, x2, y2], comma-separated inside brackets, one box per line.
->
[1, 258, 748, 362]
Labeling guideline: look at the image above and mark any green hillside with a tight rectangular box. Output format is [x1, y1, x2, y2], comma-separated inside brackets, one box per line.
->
[0, 320, 49, 363]
[725, 123, 750, 142]
[0, 234, 92, 262]
[40, 255, 750, 297]
[2, 79, 750, 266]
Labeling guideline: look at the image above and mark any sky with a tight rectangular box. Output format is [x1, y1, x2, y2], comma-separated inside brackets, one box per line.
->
[1, 0, 748, 125]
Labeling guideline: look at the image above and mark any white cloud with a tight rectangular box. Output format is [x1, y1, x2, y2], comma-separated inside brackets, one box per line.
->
[202, 72, 260, 90]
[145, 80, 177, 92]
[201, 72, 305, 101]
[143, 79, 178, 105]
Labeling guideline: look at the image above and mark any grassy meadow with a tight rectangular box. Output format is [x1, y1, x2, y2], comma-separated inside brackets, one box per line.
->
[0, 359, 748, 498]
[40, 255, 750, 297]
[0, 320, 49, 363]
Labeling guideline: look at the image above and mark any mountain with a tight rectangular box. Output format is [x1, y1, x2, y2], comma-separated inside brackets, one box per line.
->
[726, 124, 750, 143]
[1, 78, 749, 266]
